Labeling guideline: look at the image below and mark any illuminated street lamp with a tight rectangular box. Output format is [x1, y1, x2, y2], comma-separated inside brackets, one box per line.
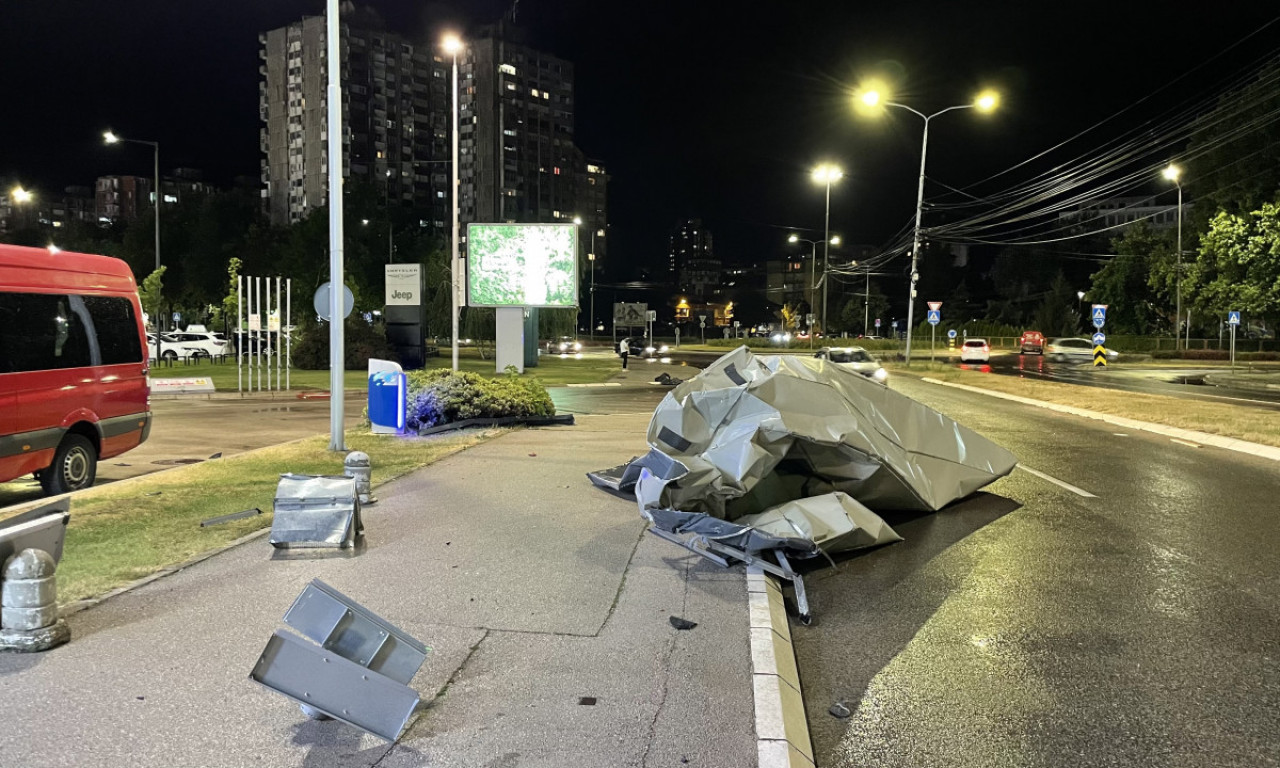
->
[788, 232, 840, 343]
[1163, 164, 1184, 350]
[11, 186, 33, 204]
[1077, 290, 1086, 329]
[103, 131, 161, 274]
[857, 86, 998, 361]
[443, 33, 464, 371]
[573, 216, 602, 338]
[811, 164, 843, 335]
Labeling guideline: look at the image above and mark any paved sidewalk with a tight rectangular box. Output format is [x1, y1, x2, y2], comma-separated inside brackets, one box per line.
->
[0, 410, 757, 767]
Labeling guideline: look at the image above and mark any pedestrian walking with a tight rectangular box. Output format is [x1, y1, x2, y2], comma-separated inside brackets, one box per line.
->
[618, 337, 630, 369]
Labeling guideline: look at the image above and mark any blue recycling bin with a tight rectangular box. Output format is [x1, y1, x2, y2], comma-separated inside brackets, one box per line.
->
[368, 370, 406, 434]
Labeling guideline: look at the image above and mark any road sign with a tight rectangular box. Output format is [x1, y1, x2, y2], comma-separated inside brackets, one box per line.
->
[613, 302, 646, 325]
[874, 318, 881, 328]
[927, 301, 942, 311]
[646, 310, 657, 322]
[1091, 304, 1108, 329]
[1228, 310, 1241, 325]
[805, 313, 816, 327]
[947, 329, 957, 339]
[1093, 345, 1108, 367]
[1092, 332, 1106, 346]
[927, 309, 940, 325]
[313, 282, 354, 321]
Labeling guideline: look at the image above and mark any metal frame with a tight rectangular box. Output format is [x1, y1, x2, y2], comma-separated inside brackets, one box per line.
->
[648, 528, 811, 624]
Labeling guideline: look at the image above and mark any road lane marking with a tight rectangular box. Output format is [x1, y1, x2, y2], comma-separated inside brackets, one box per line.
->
[1017, 465, 1097, 498]
[1113, 433, 1129, 437]
[1171, 438, 1202, 448]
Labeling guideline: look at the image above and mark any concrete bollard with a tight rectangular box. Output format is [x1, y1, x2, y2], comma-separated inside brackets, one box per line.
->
[344, 451, 375, 505]
[1, 548, 70, 652]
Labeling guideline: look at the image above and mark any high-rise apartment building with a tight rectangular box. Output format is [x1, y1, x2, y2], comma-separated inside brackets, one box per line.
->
[460, 21, 580, 226]
[258, 9, 452, 226]
[669, 219, 721, 298]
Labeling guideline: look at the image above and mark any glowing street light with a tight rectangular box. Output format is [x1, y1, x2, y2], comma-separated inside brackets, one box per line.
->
[103, 130, 161, 274]
[1163, 163, 1185, 350]
[855, 84, 999, 361]
[788, 232, 840, 344]
[11, 186, 32, 204]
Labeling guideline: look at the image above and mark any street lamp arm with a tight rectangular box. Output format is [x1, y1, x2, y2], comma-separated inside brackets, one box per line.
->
[885, 101, 975, 123]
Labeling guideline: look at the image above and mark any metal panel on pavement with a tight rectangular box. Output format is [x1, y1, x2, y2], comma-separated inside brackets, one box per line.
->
[284, 580, 429, 684]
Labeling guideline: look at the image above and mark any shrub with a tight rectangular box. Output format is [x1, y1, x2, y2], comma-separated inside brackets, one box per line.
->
[405, 367, 554, 430]
[292, 315, 395, 370]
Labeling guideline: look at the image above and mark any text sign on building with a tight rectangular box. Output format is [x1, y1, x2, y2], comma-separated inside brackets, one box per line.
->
[614, 303, 646, 325]
[385, 264, 422, 306]
[466, 223, 578, 308]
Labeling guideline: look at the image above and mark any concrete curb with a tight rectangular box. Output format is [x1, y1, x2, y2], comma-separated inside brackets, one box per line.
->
[922, 377, 1280, 463]
[747, 566, 815, 768]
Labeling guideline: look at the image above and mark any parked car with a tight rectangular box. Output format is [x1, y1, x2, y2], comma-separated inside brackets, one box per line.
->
[166, 330, 229, 360]
[1047, 337, 1119, 363]
[1019, 330, 1045, 354]
[814, 346, 888, 383]
[959, 338, 991, 363]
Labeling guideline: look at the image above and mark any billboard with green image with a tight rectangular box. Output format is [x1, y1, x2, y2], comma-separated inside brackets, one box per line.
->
[466, 223, 578, 307]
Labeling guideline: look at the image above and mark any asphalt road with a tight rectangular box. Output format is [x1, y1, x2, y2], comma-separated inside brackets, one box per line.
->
[979, 353, 1280, 411]
[794, 375, 1280, 768]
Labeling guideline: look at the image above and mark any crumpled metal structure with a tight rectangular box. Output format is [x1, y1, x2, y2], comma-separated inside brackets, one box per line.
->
[591, 346, 1017, 558]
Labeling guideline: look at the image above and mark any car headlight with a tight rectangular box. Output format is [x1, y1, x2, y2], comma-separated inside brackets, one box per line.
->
[873, 367, 888, 382]
[645, 346, 656, 355]
[657, 344, 669, 353]
[573, 342, 582, 351]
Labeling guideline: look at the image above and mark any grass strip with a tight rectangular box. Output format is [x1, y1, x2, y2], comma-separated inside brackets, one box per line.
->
[39, 427, 504, 605]
[892, 363, 1280, 448]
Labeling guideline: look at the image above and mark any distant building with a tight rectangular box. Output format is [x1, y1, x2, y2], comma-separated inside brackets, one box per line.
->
[95, 175, 152, 223]
[1058, 194, 1189, 234]
[669, 219, 721, 298]
[578, 161, 609, 265]
[258, 8, 452, 226]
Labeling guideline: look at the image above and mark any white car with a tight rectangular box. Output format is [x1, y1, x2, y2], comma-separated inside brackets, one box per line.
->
[959, 338, 991, 363]
[815, 346, 888, 383]
[157, 330, 229, 361]
[1047, 337, 1118, 363]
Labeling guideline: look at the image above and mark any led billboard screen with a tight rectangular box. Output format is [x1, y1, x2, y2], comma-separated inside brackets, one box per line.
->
[466, 223, 578, 308]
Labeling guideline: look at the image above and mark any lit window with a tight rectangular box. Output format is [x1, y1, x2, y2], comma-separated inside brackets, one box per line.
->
[506, 82, 516, 91]
[553, 167, 561, 175]
[499, 63, 517, 75]
[531, 88, 539, 97]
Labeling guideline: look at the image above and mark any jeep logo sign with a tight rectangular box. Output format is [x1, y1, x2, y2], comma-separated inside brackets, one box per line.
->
[385, 264, 422, 306]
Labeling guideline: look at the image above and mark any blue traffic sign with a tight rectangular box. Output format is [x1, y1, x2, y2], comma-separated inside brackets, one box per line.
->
[947, 329, 957, 339]
[1228, 311, 1241, 326]
[1092, 332, 1106, 346]
[927, 309, 940, 325]
[1091, 305, 1107, 329]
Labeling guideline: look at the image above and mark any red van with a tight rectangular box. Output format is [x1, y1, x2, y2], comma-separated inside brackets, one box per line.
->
[0, 245, 151, 495]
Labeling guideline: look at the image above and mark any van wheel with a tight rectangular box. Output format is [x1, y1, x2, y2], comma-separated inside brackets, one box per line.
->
[40, 435, 97, 495]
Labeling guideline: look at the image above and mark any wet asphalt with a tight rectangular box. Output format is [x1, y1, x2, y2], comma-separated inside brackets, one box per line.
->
[795, 375, 1280, 768]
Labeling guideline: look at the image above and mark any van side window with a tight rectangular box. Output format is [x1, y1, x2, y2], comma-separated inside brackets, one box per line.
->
[0, 292, 92, 372]
[84, 296, 143, 365]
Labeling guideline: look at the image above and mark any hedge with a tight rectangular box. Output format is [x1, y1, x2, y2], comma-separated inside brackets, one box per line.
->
[404, 368, 555, 430]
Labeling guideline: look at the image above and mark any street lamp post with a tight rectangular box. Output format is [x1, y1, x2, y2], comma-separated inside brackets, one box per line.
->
[103, 131, 161, 275]
[1163, 164, 1184, 350]
[443, 34, 463, 372]
[1077, 290, 1086, 331]
[858, 88, 997, 362]
[788, 233, 840, 344]
[811, 165, 843, 335]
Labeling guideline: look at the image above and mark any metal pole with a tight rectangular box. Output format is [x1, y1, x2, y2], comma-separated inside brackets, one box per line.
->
[256, 276, 262, 392]
[589, 229, 596, 340]
[821, 185, 832, 337]
[809, 242, 816, 348]
[237, 275, 242, 393]
[153, 143, 161, 274]
[450, 47, 460, 372]
[286, 278, 292, 391]
[864, 271, 870, 336]
[1175, 182, 1182, 352]
[905, 117, 930, 363]
[326, 0, 346, 450]
[276, 276, 282, 390]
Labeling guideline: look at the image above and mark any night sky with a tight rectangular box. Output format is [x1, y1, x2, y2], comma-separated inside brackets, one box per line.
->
[4, 1, 1279, 277]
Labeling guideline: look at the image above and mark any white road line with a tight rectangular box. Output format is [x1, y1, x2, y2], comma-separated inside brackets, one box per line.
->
[1171, 438, 1202, 448]
[1017, 465, 1098, 498]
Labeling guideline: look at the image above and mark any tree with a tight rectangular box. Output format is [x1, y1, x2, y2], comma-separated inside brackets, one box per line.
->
[1089, 221, 1169, 334]
[1033, 273, 1081, 337]
[1188, 203, 1280, 324]
[137, 266, 167, 331]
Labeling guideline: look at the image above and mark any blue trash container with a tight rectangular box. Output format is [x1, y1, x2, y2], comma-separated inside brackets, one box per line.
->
[368, 370, 406, 433]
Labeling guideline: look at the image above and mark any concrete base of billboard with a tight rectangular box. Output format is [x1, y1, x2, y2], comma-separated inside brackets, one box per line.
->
[495, 306, 526, 373]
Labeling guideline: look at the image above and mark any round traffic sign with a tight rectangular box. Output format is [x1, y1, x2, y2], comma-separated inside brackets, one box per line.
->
[313, 282, 355, 320]
[947, 329, 957, 339]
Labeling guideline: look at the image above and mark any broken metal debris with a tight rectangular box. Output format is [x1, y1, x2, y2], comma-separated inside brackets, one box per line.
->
[590, 346, 1018, 622]
[668, 616, 698, 630]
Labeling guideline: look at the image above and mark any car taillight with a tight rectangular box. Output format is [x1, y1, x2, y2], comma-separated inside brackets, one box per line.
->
[982, 344, 990, 351]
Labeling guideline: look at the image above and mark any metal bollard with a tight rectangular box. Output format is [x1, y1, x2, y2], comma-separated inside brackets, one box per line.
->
[1, 548, 70, 652]
[344, 451, 375, 505]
